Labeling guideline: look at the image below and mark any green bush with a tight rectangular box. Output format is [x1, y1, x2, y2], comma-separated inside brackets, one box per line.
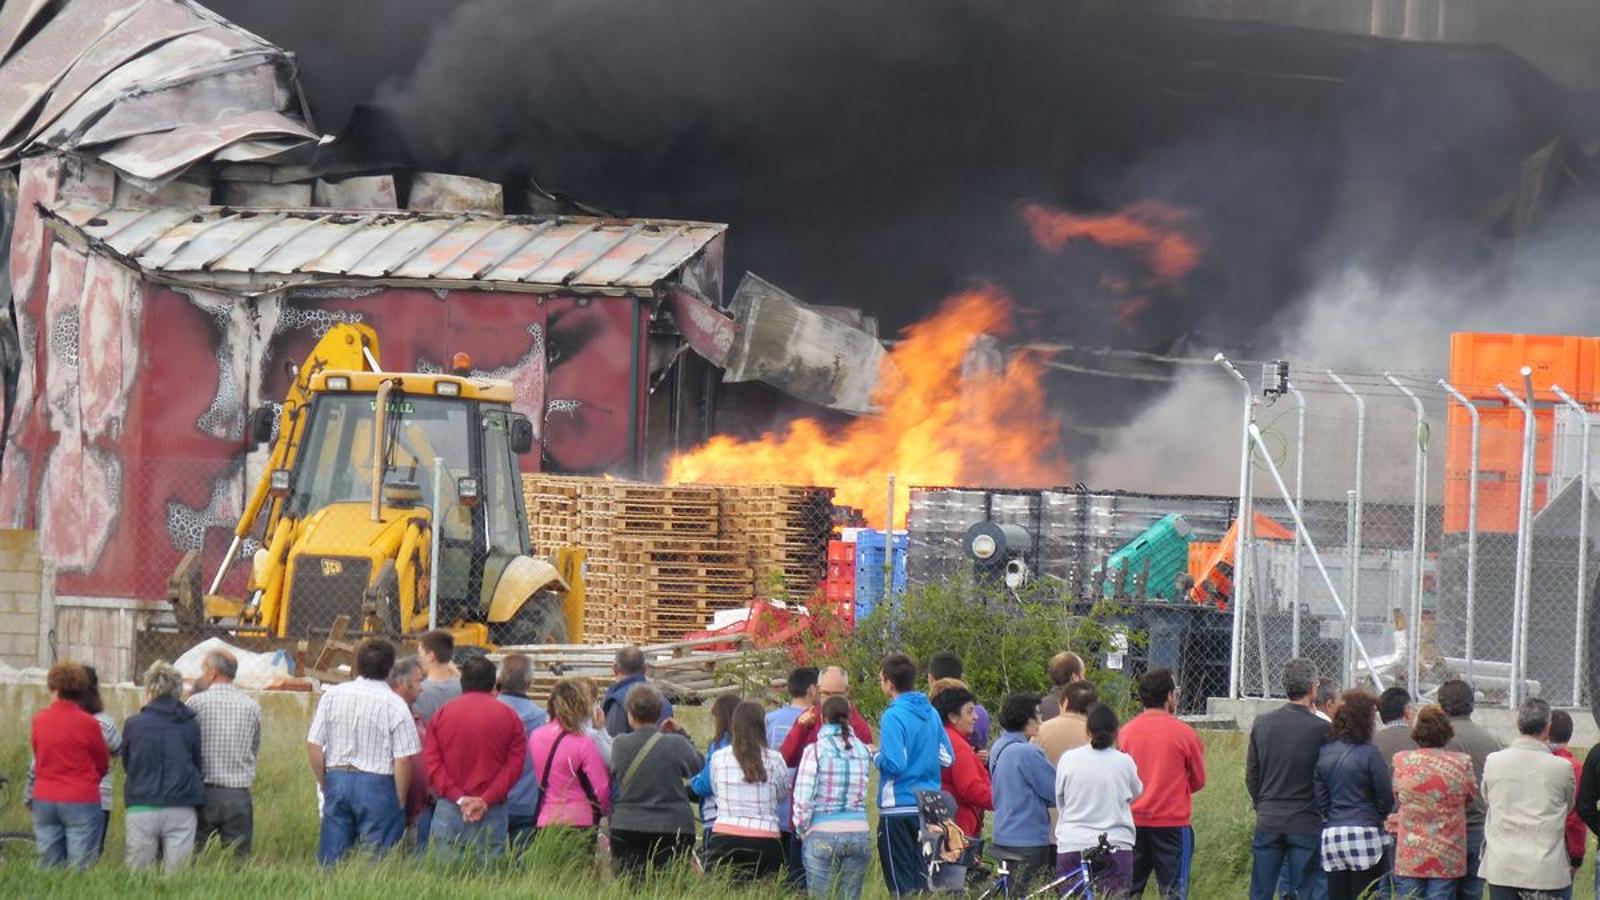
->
[811, 574, 1145, 721]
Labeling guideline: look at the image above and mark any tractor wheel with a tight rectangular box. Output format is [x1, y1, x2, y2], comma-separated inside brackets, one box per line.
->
[370, 560, 403, 635]
[490, 589, 568, 647]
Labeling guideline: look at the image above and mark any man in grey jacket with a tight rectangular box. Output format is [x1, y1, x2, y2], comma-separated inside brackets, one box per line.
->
[1438, 679, 1502, 900]
[1480, 698, 1574, 897]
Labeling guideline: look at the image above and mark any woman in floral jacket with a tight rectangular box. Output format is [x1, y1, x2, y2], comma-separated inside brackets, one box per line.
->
[1388, 704, 1478, 900]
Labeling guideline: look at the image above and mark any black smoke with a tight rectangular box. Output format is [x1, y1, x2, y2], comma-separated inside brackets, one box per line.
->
[207, 0, 1591, 456]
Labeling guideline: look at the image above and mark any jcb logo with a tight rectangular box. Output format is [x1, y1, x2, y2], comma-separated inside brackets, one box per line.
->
[321, 559, 344, 577]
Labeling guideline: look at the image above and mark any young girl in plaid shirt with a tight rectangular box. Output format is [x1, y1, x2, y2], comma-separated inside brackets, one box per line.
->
[793, 696, 873, 900]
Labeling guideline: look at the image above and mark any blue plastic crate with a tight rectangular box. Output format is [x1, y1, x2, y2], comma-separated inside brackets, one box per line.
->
[853, 530, 908, 621]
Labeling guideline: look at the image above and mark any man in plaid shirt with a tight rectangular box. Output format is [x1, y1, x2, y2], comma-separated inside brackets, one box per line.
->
[307, 638, 420, 865]
[185, 648, 261, 857]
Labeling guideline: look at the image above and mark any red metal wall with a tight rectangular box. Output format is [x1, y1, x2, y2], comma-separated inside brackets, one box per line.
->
[1, 159, 652, 600]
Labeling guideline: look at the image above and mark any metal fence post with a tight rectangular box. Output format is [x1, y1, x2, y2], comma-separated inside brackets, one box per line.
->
[1385, 373, 1428, 698]
[1497, 369, 1536, 706]
[1439, 380, 1480, 685]
[1328, 371, 1366, 689]
[1552, 385, 1591, 708]
[429, 456, 444, 632]
[1289, 381, 1307, 659]
[1249, 423, 1386, 689]
[1217, 354, 1253, 699]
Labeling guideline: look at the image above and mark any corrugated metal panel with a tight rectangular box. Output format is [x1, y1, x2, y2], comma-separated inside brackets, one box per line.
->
[0, 0, 317, 185]
[42, 204, 727, 296]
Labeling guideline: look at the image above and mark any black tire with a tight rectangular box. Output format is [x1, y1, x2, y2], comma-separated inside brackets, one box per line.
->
[490, 589, 568, 646]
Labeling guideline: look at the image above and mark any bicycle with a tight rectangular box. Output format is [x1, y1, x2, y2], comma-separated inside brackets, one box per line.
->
[976, 833, 1116, 900]
[0, 774, 38, 862]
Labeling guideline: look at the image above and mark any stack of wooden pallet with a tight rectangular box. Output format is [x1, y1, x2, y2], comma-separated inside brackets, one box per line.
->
[494, 634, 757, 703]
[576, 482, 755, 643]
[519, 475, 831, 644]
[719, 484, 836, 597]
[522, 475, 586, 558]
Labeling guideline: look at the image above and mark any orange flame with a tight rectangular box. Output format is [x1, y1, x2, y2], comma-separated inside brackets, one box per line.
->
[1022, 200, 1204, 322]
[665, 288, 1070, 527]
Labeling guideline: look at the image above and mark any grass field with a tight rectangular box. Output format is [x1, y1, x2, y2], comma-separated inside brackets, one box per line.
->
[0, 695, 1593, 898]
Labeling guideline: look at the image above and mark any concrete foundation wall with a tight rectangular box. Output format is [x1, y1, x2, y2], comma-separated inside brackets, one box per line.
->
[1209, 696, 1598, 746]
[0, 681, 315, 734]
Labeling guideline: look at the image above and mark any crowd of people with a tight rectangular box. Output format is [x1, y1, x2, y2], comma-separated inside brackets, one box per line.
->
[1248, 657, 1596, 900]
[24, 633, 1600, 900]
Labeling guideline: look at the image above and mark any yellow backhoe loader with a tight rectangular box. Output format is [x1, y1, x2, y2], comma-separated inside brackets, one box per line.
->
[167, 323, 581, 648]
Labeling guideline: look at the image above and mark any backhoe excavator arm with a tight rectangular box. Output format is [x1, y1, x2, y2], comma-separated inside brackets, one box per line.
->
[215, 323, 381, 600]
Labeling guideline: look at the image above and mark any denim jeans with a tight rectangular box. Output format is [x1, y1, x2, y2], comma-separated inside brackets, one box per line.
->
[1459, 829, 1485, 900]
[1391, 877, 1460, 899]
[317, 769, 404, 866]
[426, 798, 508, 862]
[33, 800, 103, 870]
[803, 830, 872, 900]
[1249, 828, 1324, 900]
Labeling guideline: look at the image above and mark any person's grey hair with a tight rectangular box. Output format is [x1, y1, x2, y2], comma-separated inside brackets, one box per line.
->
[144, 661, 184, 701]
[625, 682, 664, 724]
[615, 645, 645, 676]
[821, 665, 849, 684]
[1516, 696, 1552, 737]
[498, 653, 533, 695]
[387, 655, 423, 687]
[203, 650, 238, 681]
[1281, 657, 1318, 701]
[1315, 677, 1340, 708]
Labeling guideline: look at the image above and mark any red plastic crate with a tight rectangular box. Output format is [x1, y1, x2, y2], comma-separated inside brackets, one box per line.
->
[828, 540, 856, 564]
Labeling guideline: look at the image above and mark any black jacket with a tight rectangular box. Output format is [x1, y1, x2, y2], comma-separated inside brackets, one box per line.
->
[1577, 748, 1600, 840]
[1246, 702, 1331, 834]
[122, 696, 204, 807]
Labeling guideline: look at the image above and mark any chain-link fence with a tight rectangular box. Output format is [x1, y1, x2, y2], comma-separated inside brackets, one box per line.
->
[1226, 362, 1597, 709]
[39, 452, 853, 678]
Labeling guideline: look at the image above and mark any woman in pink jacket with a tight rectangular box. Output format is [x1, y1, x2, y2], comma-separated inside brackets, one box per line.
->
[528, 678, 612, 836]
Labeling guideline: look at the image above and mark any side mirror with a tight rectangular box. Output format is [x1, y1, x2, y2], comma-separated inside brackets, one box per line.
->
[248, 405, 276, 447]
[456, 476, 481, 507]
[508, 415, 535, 455]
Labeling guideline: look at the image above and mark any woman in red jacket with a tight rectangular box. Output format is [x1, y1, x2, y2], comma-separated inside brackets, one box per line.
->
[933, 683, 993, 838]
[30, 662, 110, 870]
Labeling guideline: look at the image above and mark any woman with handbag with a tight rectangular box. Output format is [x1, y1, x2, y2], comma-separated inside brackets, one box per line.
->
[527, 678, 612, 844]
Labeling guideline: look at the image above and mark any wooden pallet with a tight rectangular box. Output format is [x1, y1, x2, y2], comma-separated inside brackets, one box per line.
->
[593, 483, 721, 504]
[578, 515, 719, 537]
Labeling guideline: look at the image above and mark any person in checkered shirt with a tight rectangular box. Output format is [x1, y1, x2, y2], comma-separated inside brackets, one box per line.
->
[185, 648, 261, 857]
[307, 638, 421, 866]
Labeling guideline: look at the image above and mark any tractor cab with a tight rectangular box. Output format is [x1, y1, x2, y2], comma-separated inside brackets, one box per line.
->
[258, 369, 540, 639]
[170, 323, 571, 650]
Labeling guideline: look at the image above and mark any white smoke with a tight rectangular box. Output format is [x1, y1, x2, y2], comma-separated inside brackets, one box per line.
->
[1084, 202, 1600, 500]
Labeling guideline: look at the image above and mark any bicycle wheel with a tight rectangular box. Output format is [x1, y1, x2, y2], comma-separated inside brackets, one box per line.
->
[0, 830, 36, 863]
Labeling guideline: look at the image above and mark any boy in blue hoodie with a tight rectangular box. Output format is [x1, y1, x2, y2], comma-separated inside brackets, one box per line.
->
[874, 653, 954, 895]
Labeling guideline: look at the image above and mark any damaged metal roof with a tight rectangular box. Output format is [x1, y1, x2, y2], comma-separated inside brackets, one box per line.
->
[0, 0, 318, 187]
[40, 203, 727, 296]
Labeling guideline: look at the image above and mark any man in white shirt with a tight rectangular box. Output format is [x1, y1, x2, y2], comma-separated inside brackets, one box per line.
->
[307, 638, 421, 866]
